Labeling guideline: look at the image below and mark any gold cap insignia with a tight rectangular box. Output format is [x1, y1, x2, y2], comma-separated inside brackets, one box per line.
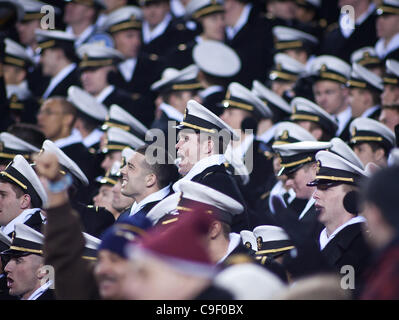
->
[10, 94, 18, 102]
[316, 160, 321, 174]
[320, 64, 327, 72]
[351, 126, 357, 137]
[281, 130, 289, 141]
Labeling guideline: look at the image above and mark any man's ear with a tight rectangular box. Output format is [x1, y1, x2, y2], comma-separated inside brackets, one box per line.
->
[145, 172, 157, 188]
[63, 112, 75, 129]
[374, 148, 386, 163]
[209, 221, 222, 239]
[36, 264, 46, 280]
[204, 137, 214, 155]
[20, 194, 31, 210]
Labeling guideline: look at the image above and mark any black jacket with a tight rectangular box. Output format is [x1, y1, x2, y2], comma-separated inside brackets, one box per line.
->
[320, 12, 378, 63]
[321, 222, 372, 280]
[190, 164, 249, 233]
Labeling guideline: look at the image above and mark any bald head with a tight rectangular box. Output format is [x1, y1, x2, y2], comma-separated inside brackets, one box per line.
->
[37, 97, 77, 141]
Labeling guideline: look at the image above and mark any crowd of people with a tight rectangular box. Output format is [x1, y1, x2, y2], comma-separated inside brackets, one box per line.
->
[0, 0, 399, 301]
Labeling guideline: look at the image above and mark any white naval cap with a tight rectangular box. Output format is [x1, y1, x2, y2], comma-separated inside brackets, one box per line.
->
[176, 180, 244, 225]
[67, 86, 108, 122]
[121, 147, 136, 164]
[350, 46, 381, 68]
[146, 192, 180, 226]
[0, 230, 12, 251]
[77, 42, 125, 69]
[272, 25, 319, 51]
[273, 141, 332, 175]
[252, 225, 293, 253]
[270, 53, 306, 82]
[309, 55, 351, 84]
[0, 155, 47, 208]
[347, 63, 384, 91]
[151, 64, 201, 92]
[100, 5, 142, 33]
[16, 0, 48, 21]
[223, 82, 273, 118]
[0, 132, 39, 160]
[41, 140, 89, 186]
[213, 263, 285, 300]
[296, 0, 321, 8]
[307, 150, 369, 186]
[383, 59, 399, 85]
[349, 118, 396, 152]
[377, 0, 399, 15]
[1, 223, 43, 256]
[185, 0, 224, 19]
[102, 127, 146, 154]
[96, 160, 121, 185]
[193, 40, 241, 78]
[290, 97, 338, 137]
[251, 80, 292, 117]
[240, 230, 257, 252]
[102, 104, 150, 141]
[273, 121, 316, 145]
[35, 29, 76, 50]
[82, 232, 101, 260]
[176, 99, 240, 140]
[3, 38, 34, 68]
[329, 137, 364, 170]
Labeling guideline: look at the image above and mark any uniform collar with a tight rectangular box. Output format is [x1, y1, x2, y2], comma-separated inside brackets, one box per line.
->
[118, 58, 138, 82]
[130, 184, 171, 215]
[375, 32, 399, 59]
[159, 102, 184, 122]
[361, 105, 380, 118]
[199, 85, 224, 99]
[335, 106, 352, 136]
[226, 3, 252, 40]
[54, 128, 83, 149]
[217, 232, 241, 264]
[96, 85, 115, 103]
[24, 281, 53, 300]
[42, 63, 76, 99]
[173, 154, 226, 191]
[66, 24, 95, 47]
[142, 13, 172, 44]
[82, 128, 104, 148]
[319, 215, 366, 250]
[1, 208, 42, 236]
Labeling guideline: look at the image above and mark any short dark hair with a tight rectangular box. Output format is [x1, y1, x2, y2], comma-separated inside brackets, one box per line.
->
[356, 141, 388, 159]
[0, 177, 27, 202]
[361, 165, 399, 230]
[7, 123, 45, 149]
[136, 144, 179, 189]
